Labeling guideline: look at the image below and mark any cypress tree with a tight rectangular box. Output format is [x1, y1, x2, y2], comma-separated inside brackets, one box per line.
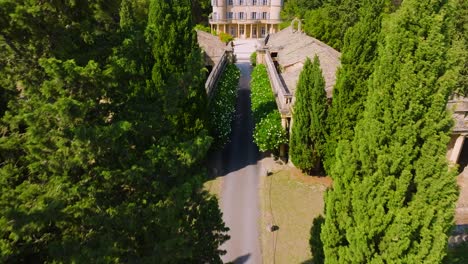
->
[325, 0, 390, 172]
[309, 56, 328, 168]
[290, 58, 315, 171]
[0, 1, 229, 262]
[146, 0, 208, 133]
[290, 56, 327, 172]
[321, 0, 460, 262]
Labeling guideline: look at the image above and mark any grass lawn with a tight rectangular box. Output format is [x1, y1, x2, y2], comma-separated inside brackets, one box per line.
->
[203, 176, 223, 201]
[259, 169, 329, 264]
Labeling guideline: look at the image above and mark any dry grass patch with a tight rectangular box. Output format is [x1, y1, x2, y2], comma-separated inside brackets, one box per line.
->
[203, 176, 223, 201]
[260, 169, 328, 264]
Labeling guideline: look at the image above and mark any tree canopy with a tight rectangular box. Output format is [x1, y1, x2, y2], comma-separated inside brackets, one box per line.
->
[0, 0, 228, 262]
[321, 0, 461, 262]
[324, 0, 391, 172]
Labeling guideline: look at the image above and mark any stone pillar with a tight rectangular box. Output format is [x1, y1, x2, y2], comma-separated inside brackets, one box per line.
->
[281, 116, 288, 130]
[250, 24, 253, 38]
[237, 24, 240, 38]
[244, 24, 246, 39]
[450, 135, 466, 164]
[257, 47, 266, 64]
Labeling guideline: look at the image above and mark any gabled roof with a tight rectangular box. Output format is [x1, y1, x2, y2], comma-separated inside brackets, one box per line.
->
[266, 26, 341, 97]
[196, 30, 227, 66]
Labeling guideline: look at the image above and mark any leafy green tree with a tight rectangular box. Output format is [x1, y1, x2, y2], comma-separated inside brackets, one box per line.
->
[281, 0, 324, 20]
[325, 0, 390, 172]
[303, 0, 361, 51]
[321, 0, 461, 262]
[192, 0, 212, 26]
[290, 56, 327, 172]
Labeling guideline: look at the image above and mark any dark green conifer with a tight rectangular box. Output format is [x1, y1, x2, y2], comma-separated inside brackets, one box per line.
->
[325, 0, 389, 172]
[0, 0, 228, 262]
[290, 56, 327, 172]
[321, 0, 460, 262]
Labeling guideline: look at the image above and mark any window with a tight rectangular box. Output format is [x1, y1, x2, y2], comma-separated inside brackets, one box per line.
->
[227, 12, 233, 19]
[261, 26, 266, 37]
[228, 0, 233, 5]
[213, 12, 218, 20]
[240, 27, 245, 36]
[262, 12, 267, 19]
[239, 12, 244, 20]
[262, 0, 268, 5]
[230, 27, 236, 37]
[253, 27, 257, 37]
[251, 12, 257, 19]
[239, 0, 244, 5]
[252, 0, 257, 5]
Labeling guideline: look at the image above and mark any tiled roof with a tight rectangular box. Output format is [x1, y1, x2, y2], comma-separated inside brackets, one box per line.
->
[266, 26, 341, 98]
[196, 30, 227, 66]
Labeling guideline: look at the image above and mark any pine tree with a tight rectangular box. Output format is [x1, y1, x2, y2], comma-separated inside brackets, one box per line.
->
[290, 56, 327, 172]
[325, 0, 390, 172]
[321, 0, 460, 262]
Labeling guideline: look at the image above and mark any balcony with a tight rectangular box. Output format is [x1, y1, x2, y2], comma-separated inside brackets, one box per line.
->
[209, 18, 282, 24]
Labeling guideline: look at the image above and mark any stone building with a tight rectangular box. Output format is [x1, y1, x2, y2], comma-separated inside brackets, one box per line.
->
[209, 0, 283, 39]
[257, 25, 341, 131]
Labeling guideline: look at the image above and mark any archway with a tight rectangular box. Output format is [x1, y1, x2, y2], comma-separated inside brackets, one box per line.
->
[291, 18, 302, 33]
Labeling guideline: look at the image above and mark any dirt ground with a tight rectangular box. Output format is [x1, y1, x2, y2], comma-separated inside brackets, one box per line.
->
[258, 156, 331, 264]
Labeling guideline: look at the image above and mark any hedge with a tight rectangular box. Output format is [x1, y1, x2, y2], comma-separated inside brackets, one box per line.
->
[250, 64, 288, 152]
[209, 64, 240, 148]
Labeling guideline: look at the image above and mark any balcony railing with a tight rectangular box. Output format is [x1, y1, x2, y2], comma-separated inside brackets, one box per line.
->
[264, 50, 292, 116]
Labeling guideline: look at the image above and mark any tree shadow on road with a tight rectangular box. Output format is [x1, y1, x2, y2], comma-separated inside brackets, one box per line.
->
[226, 253, 251, 264]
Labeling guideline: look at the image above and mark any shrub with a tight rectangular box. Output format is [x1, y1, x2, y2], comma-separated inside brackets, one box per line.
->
[250, 64, 288, 152]
[219, 32, 234, 44]
[253, 111, 288, 151]
[250, 51, 257, 66]
[194, 24, 211, 33]
[209, 64, 240, 148]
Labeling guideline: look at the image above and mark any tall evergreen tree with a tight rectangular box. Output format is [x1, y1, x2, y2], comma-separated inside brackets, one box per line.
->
[290, 58, 315, 171]
[309, 56, 328, 167]
[0, 0, 228, 262]
[321, 0, 460, 262]
[325, 0, 390, 172]
[290, 56, 327, 172]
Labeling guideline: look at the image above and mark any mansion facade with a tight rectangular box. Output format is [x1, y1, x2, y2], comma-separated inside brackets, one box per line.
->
[209, 0, 283, 39]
